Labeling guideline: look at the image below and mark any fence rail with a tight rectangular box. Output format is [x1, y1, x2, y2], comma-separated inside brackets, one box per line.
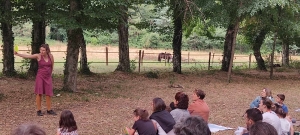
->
[0, 47, 298, 73]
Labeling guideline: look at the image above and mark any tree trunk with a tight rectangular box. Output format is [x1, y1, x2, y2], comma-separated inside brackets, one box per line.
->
[171, 2, 183, 74]
[1, 0, 15, 76]
[63, 0, 83, 92]
[79, 38, 91, 74]
[221, 23, 237, 71]
[28, 1, 46, 76]
[115, 5, 130, 72]
[253, 29, 268, 71]
[282, 38, 289, 66]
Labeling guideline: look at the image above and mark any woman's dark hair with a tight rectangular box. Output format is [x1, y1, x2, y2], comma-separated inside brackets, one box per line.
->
[249, 121, 278, 135]
[194, 89, 206, 99]
[153, 98, 166, 112]
[174, 116, 211, 135]
[175, 92, 189, 109]
[133, 108, 149, 121]
[245, 108, 263, 122]
[59, 110, 77, 132]
[40, 44, 50, 54]
[274, 104, 287, 118]
[261, 97, 273, 110]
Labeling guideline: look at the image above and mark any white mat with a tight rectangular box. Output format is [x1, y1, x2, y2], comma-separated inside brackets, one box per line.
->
[208, 123, 234, 133]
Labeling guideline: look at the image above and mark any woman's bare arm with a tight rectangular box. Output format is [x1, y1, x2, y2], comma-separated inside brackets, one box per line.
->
[50, 53, 54, 72]
[15, 51, 39, 59]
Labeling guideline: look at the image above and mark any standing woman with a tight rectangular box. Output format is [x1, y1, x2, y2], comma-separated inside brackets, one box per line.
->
[15, 44, 56, 116]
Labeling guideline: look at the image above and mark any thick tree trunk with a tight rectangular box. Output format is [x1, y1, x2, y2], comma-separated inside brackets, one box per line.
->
[115, 5, 130, 72]
[63, 28, 82, 92]
[221, 24, 237, 71]
[253, 29, 268, 71]
[63, 0, 83, 92]
[79, 38, 91, 74]
[282, 38, 289, 66]
[1, 0, 15, 76]
[171, 2, 183, 74]
[28, 1, 46, 75]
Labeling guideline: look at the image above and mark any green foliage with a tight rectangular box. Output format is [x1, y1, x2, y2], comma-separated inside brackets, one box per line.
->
[145, 70, 159, 78]
[290, 60, 300, 69]
[0, 93, 5, 102]
[130, 60, 136, 72]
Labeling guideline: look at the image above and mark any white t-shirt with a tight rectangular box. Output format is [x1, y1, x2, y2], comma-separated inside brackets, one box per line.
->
[262, 111, 282, 135]
[280, 118, 291, 135]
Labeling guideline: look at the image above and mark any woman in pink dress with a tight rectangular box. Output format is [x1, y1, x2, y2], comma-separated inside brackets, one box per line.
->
[15, 44, 56, 116]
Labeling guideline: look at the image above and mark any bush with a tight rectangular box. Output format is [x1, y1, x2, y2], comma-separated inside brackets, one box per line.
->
[145, 70, 159, 78]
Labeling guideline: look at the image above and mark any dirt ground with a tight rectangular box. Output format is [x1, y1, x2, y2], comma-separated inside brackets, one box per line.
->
[0, 70, 300, 135]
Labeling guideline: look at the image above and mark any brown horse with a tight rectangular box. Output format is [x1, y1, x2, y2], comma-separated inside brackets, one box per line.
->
[158, 52, 172, 63]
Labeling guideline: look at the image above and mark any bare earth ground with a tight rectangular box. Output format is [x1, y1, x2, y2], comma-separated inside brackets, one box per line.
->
[0, 70, 300, 135]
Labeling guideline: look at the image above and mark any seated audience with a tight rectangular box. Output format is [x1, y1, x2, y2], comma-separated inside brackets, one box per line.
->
[174, 116, 211, 135]
[150, 97, 176, 135]
[274, 104, 294, 135]
[276, 94, 288, 114]
[249, 121, 278, 135]
[258, 97, 282, 135]
[170, 92, 190, 123]
[12, 123, 46, 135]
[126, 108, 157, 135]
[57, 110, 78, 135]
[187, 89, 210, 122]
[241, 108, 263, 135]
[250, 88, 274, 108]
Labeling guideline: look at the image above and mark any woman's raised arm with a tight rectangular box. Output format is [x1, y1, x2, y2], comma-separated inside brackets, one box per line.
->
[14, 51, 39, 59]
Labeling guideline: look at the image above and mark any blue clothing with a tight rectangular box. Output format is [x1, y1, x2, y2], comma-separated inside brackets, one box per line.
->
[250, 96, 274, 108]
[282, 104, 288, 113]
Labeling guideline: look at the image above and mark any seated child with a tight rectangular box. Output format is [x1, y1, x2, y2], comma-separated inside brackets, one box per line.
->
[276, 94, 288, 114]
[126, 108, 157, 135]
[274, 104, 294, 135]
[57, 110, 78, 135]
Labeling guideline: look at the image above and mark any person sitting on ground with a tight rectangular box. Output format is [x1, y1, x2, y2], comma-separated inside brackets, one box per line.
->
[249, 121, 278, 135]
[274, 104, 294, 135]
[57, 110, 78, 135]
[187, 89, 210, 122]
[170, 92, 190, 124]
[258, 97, 282, 135]
[276, 94, 288, 114]
[150, 97, 176, 135]
[174, 116, 211, 135]
[126, 108, 157, 135]
[250, 88, 274, 108]
[240, 108, 263, 135]
[12, 123, 46, 135]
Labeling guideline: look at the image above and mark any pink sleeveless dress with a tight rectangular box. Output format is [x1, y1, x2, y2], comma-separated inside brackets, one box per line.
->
[35, 55, 53, 96]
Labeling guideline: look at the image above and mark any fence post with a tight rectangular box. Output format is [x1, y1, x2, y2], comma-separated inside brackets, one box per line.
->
[106, 47, 108, 66]
[249, 54, 252, 69]
[141, 50, 144, 66]
[188, 52, 190, 64]
[165, 51, 167, 66]
[208, 52, 211, 70]
[138, 50, 141, 73]
[212, 53, 215, 65]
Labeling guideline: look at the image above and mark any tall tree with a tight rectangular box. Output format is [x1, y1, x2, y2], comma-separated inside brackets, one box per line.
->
[115, 2, 130, 72]
[1, 0, 15, 76]
[170, 0, 184, 73]
[28, 0, 47, 75]
[63, 0, 84, 92]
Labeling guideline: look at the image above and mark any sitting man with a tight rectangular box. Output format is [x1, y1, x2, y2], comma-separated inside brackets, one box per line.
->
[174, 116, 211, 135]
[241, 108, 263, 135]
[187, 89, 210, 122]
